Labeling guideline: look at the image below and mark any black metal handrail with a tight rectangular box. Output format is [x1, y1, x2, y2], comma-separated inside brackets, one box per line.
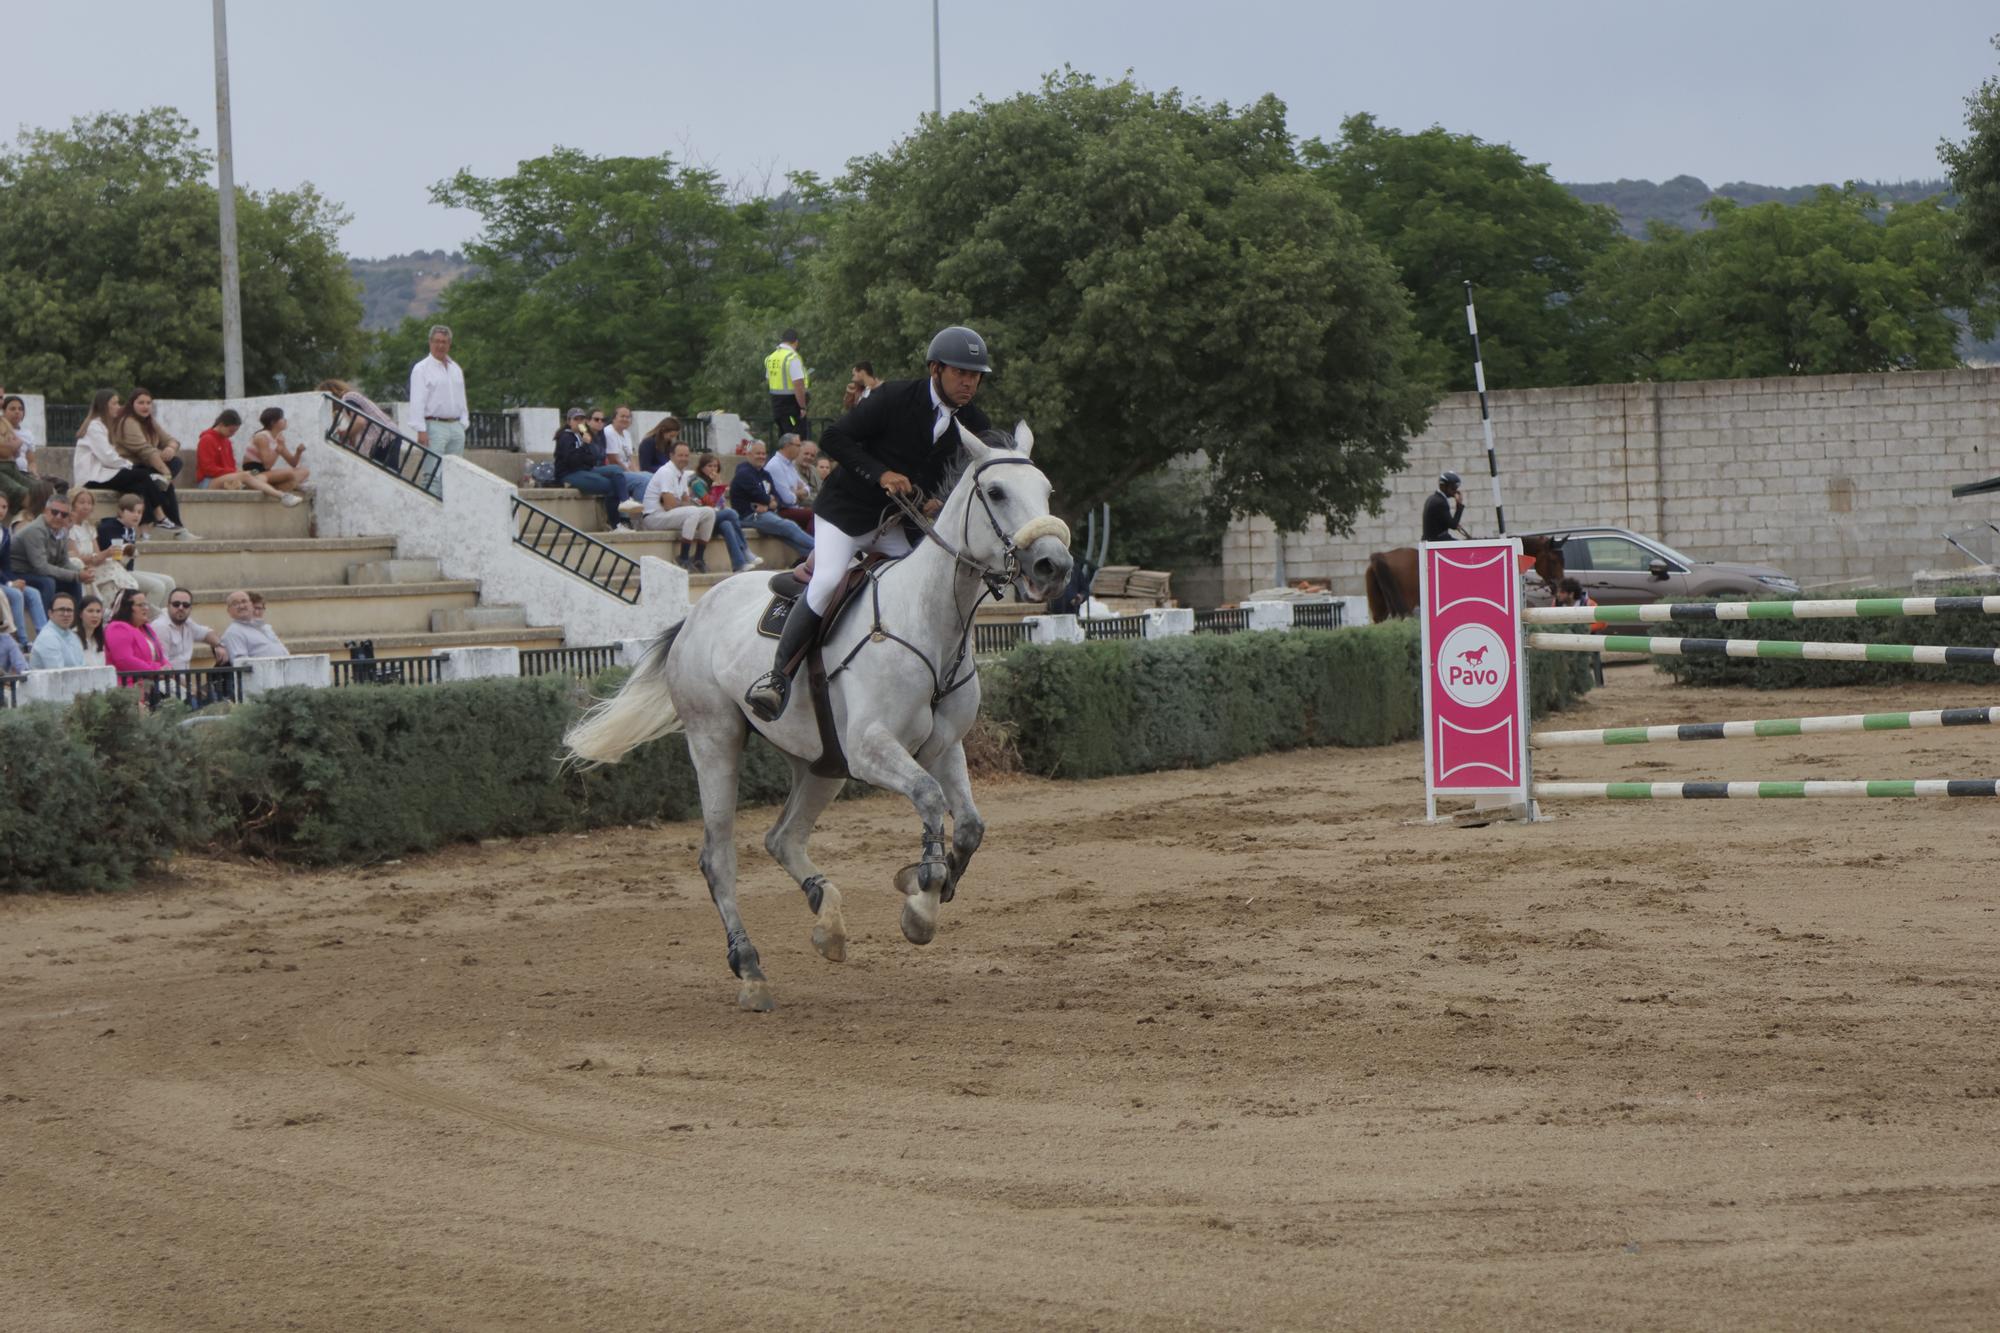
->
[520, 645, 622, 679]
[468, 410, 520, 452]
[1081, 614, 1147, 641]
[511, 496, 642, 604]
[1193, 608, 1251, 635]
[332, 653, 445, 686]
[972, 621, 1030, 655]
[0, 673, 21, 708]
[322, 392, 447, 497]
[1291, 602, 1344, 630]
[122, 666, 249, 706]
[681, 416, 713, 453]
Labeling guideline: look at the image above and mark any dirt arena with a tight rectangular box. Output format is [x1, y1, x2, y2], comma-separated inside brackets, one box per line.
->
[4, 666, 1999, 1330]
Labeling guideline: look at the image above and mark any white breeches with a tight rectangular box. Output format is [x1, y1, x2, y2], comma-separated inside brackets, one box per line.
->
[805, 520, 912, 615]
[641, 505, 717, 541]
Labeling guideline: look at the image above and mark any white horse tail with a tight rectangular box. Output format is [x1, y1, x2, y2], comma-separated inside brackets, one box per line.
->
[562, 623, 686, 768]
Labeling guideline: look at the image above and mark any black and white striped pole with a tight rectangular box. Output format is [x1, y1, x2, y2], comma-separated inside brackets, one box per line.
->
[1464, 280, 1505, 535]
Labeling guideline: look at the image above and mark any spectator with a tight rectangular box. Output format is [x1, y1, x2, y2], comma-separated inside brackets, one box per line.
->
[103, 590, 168, 691]
[318, 378, 402, 469]
[71, 389, 125, 490]
[728, 441, 813, 560]
[12, 489, 85, 608]
[28, 591, 83, 669]
[244, 407, 311, 501]
[690, 452, 760, 573]
[599, 406, 651, 506]
[0, 398, 27, 508]
[248, 589, 266, 619]
[84, 491, 176, 606]
[75, 594, 107, 667]
[639, 440, 719, 570]
[198, 408, 303, 505]
[107, 387, 199, 538]
[2, 394, 37, 478]
[842, 361, 880, 411]
[764, 328, 809, 442]
[407, 324, 469, 461]
[219, 588, 288, 661]
[0, 490, 48, 648]
[765, 434, 815, 532]
[553, 408, 631, 530]
[1555, 577, 1606, 685]
[638, 416, 682, 474]
[796, 439, 823, 501]
[815, 453, 836, 487]
[0, 614, 24, 676]
[156, 590, 230, 669]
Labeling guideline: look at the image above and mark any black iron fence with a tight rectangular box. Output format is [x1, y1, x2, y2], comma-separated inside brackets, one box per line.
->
[1081, 614, 1147, 641]
[1193, 608, 1251, 634]
[1291, 602, 1344, 630]
[45, 403, 87, 440]
[468, 411, 521, 452]
[122, 666, 249, 707]
[323, 392, 447, 497]
[973, 621, 1031, 655]
[512, 496, 642, 604]
[1, 674, 20, 708]
[332, 652, 445, 686]
[681, 416, 713, 453]
[520, 645, 622, 679]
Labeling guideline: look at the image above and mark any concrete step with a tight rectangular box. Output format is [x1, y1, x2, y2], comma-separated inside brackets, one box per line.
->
[594, 526, 803, 569]
[466, 449, 526, 484]
[129, 536, 398, 590]
[430, 605, 530, 633]
[180, 580, 480, 637]
[517, 488, 616, 531]
[348, 558, 444, 585]
[279, 626, 569, 661]
[172, 490, 315, 540]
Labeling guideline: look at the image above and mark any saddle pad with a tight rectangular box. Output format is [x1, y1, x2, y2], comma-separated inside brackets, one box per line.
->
[756, 594, 796, 640]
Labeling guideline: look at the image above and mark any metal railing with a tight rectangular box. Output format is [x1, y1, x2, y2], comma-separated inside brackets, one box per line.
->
[681, 416, 713, 453]
[1, 674, 20, 708]
[511, 495, 643, 604]
[122, 666, 249, 707]
[332, 652, 445, 686]
[1291, 602, 1344, 630]
[520, 645, 622, 679]
[323, 393, 447, 497]
[1193, 608, 1251, 634]
[468, 411, 521, 452]
[45, 404, 86, 440]
[973, 621, 1031, 656]
[1081, 614, 1147, 641]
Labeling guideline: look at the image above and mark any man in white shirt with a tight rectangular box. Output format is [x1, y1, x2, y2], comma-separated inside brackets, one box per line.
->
[406, 325, 469, 484]
[639, 441, 718, 571]
[764, 433, 815, 532]
[598, 405, 649, 508]
[218, 589, 289, 661]
[156, 591, 231, 669]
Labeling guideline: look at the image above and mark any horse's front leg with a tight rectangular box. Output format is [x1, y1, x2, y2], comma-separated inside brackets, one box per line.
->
[846, 726, 952, 946]
[926, 740, 983, 905]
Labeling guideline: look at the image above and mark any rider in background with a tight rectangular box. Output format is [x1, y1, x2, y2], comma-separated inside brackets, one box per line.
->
[1422, 470, 1470, 543]
[744, 325, 995, 722]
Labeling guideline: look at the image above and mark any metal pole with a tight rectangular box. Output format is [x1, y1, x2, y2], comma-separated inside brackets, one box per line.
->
[1464, 282, 1496, 532]
[932, 0, 942, 118]
[213, 0, 244, 398]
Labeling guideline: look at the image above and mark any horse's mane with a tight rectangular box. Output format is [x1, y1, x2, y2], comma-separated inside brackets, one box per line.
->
[936, 428, 1021, 499]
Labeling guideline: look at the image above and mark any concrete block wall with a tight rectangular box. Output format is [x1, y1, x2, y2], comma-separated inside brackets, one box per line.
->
[1221, 368, 2000, 601]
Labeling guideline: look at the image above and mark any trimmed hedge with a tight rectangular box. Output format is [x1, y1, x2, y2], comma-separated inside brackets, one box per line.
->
[1650, 587, 2000, 689]
[1, 622, 1596, 887]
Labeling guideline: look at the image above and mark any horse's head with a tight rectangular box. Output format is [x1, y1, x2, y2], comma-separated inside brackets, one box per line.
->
[948, 420, 1073, 602]
[1524, 534, 1566, 590]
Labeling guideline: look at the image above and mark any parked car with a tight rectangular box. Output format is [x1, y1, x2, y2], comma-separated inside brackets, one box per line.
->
[1514, 526, 1801, 606]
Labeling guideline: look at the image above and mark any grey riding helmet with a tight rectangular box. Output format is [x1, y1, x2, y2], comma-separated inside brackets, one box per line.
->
[1439, 470, 1463, 488]
[927, 325, 994, 373]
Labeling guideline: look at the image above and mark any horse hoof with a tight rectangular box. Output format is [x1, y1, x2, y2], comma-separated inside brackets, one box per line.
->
[901, 894, 938, 946]
[813, 919, 847, 963]
[893, 862, 922, 896]
[737, 980, 775, 1012]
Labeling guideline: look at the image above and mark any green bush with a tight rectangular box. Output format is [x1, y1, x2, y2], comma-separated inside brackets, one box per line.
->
[1647, 587, 2000, 689]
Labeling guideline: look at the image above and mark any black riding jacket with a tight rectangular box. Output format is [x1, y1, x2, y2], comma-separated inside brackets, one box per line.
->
[1422, 489, 1465, 543]
[814, 378, 992, 538]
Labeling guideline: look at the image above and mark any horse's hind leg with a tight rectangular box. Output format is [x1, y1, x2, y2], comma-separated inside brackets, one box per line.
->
[688, 716, 773, 1012]
[845, 727, 951, 947]
[765, 757, 848, 963]
[926, 741, 983, 905]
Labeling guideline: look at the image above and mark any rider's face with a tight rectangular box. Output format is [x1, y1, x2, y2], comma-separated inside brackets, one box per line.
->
[932, 365, 982, 409]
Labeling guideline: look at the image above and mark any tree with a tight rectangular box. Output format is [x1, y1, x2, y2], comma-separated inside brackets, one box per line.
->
[1304, 113, 1626, 392]
[806, 71, 1433, 534]
[1581, 188, 1993, 381]
[366, 150, 819, 412]
[0, 108, 363, 400]
[1941, 35, 2000, 284]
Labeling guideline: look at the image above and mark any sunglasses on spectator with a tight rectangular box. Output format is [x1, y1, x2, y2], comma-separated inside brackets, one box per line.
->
[589, 415, 605, 423]
[51, 605, 75, 615]
[169, 600, 193, 609]
[48, 506, 71, 518]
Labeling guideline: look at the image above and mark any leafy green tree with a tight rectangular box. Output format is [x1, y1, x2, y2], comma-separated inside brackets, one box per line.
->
[1581, 187, 1993, 380]
[0, 108, 362, 400]
[366, 150, 819, 412]
[1304, 113, 1625, 391]
[1941, 35, 2000, 283]
[806, 72, 1433, 534]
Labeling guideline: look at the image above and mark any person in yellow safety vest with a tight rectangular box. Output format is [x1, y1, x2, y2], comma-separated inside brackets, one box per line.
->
[765, 330, 809, 444]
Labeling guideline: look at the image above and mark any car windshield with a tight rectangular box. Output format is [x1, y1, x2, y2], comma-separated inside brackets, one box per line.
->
[1533, 530, 1702, 568]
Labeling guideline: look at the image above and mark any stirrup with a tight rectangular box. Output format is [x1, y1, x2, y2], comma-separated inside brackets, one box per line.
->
[745, 671, 790, 722]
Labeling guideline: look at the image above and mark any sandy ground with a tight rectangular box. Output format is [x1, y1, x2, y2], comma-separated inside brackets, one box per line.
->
[4, 665, 2000, 1331]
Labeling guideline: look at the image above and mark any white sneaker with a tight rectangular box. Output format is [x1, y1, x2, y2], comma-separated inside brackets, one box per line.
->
[176, 528, 202, 541]
[280, 493, 303, 507]
[155, 518, 180, 532]
[743, 555, 765, 571]
[617, 498, 643, 514]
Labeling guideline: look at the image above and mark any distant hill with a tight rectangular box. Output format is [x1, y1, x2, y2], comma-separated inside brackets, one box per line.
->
[1563, 175, 1958, 237]
[348, 250, 473, 331]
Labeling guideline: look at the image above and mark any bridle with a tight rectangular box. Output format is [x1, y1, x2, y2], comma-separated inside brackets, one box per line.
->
[886, 454, 1044, 600]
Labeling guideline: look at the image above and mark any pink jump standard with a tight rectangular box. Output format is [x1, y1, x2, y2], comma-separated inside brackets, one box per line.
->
[1420, 539, 1538, 823]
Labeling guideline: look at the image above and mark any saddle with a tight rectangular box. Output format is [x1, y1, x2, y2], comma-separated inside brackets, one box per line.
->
[756, 554, 893, 780]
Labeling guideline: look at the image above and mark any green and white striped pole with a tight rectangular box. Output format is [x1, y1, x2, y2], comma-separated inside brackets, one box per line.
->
[1534, 706, 2000, 748]
[1526, 596, 2000, 626]
[1536, 779, 2000, 800]
[1527, 632, 2000, 667]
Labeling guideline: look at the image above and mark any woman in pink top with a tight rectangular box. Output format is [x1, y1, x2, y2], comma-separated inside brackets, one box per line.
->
[103, 589, 168, 689]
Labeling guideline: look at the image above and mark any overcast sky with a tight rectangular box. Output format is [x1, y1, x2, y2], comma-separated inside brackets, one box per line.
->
[9, 1, 1996, 257]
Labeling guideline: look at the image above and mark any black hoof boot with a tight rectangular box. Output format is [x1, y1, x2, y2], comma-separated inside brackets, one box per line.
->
[744, 603, 821, 722]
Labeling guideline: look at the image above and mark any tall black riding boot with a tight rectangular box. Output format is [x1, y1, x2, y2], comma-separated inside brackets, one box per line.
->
[744, 603, 821, 722]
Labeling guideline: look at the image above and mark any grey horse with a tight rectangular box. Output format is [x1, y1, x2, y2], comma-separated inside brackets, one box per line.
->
[564, 422, 1073, 1011]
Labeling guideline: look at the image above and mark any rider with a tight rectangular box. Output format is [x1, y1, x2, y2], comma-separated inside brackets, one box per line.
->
[744, 325, 995, 722]
[1422, 470, 1470, 543]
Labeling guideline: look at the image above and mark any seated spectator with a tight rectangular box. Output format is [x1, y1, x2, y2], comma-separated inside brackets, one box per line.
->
[28, 591, 84, 669]
[157, 590, 230, 669]
[0, 490, 48, 648]
[249, 589, 267, 619]
[796, 439, 823, 501]
[83, 491, 177, 606]
[638, 416, 682, 474]
[197, 408, 303, 505]
[318, 378, 402, 469]
[2, 394, 37, 478]
[728, 441, 813, 559]
[639, 441, 719, 571]
[244, 407, 311, 500]
[103, 589, 168, 691]
[599, 406, 651, 505]
[0, 399, 28, 509]
[816, 453, 836, 487]
[765, 433, 815, 532]
[0, 614, 24, 676]
[553, 408, 630, 530]
[690, 452, 760, 573]
[13, 489, 86, 608]
[75, 594, 107, 667]
[219, 588, 288, 661]
[100, 388, 199, 538]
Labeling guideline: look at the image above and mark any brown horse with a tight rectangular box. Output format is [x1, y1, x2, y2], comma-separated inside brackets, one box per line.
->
[1365, 536, 1567, 623]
